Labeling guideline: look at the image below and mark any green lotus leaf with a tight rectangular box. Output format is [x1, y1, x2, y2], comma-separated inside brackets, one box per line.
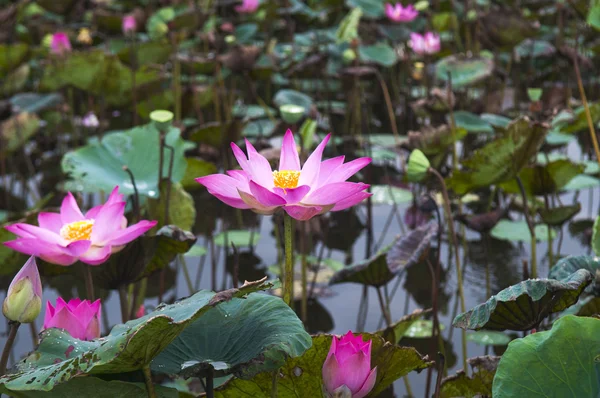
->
[213, 230, 261, 248]
[408, 125, 467, 156]
[436, 55, 494, 88]
[10, 93, 63, 114]
[492, 315, 600, 397]
[466, 330, 511, 346]
[490, 220, 555, 242]
[386, 222, 437, 273]
[377, 309, 429, 344]
[117, 41, 173, 68]
[548, 255, 600, 295]
[557, 296, 600, 318]
[370, 185, 414, 205]
[480, 113, 512, 129]
[451, 111, 493, 134]
[538, 204, 581, 227]
[148, 182, 196, 231]
[273, 89, 313, 114]
[441, 356, 500, 398]
[358, 43, 397, 67]
[0, 43, 29, 74]
[499, 159, 584, 196]
[562, 174, 600, 191]
[452, 269, 593, 331]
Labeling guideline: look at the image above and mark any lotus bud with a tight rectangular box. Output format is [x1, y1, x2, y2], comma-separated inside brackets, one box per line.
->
[122, 15, 137, 35]
[406, 149, 430, 182]
[3, 257, 42, 324]
[343, 48, 356, 64]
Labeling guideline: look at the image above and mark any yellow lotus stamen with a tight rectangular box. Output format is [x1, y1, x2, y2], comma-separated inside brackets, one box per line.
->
[273, 170, 300, 191]
[60, 220, 94, 242]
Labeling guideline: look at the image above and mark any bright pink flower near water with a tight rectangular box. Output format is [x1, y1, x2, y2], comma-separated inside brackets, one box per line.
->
[135, 304, 145, 318]
[4, 187, 157, 266]
[385, 3, 418, 22]
[43, 297, 101, 341]
[196, 130, 371, 221]
[235, 0, 259, 13]
[322, 331, 377, 398]
[50, 32, 72, 55]
[409, 32, 441, 55]
[122, 15, 137, 34]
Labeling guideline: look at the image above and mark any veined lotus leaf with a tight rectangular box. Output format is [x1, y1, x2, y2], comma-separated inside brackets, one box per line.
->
[490, 220, 555, 242]
[329, 236, 400, 287]
[538, 204, 581, 226]
[147, 182, 196, 231]
[358, 43, 397, 67]
[0, 279, 273, 394]
[181, 158, 217, 191]
[386, 222, 438, 273]
[435, 55, 494, 88]
[0, 43, 29, 74]
[61, 124, 189, 197]
[451, 111, 494, 134]
[214, 334, 432, 397]
[441, 356, 500, 398]
[370, 185, 414, 205]
[151, 293, 312, 378]
[499, 159, 584, 196]
[377, 309, 430, 344]
[452, 269, 593, 331]
[548, 256, 600, 295]
[557, 296, 600, 318]
[0, 377, 179, 398]
[492, 315, 600, 397]
[466, 330, 511, 346]
[561, 102, 600, 134]
[447, 117, 548, 195]
[408, 125, 467, 155]
[0, 112, 40, 155]
[117, 41, 173, 67]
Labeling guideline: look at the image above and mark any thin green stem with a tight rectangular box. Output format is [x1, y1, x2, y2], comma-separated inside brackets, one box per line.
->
[118, 286, 129, 324]
[84, 265, 95, 301]
[179, 254, 194, 295]
[300, 222, 307, 323]
[515, 176, 537, 278]
[0, 322, 20, 376]
[142, 365, 157, 398]
[283, 213, 294, 307]
[271, 371, 278, 398]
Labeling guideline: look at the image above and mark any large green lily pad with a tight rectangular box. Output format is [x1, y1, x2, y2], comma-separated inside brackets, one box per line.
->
[408, 125, 468, 156]
[358, 43, 396, 67]
[214, 333, 432, 397]
[147, 182, 196, 231]
[499, 159, 584, 196]
[490, 220, 555, 242]
[447, 117, 547, 195]
[492, 315, 600, 397]
[151, 293, 311, 378]
[386, 222, 438, 273]
[538, 204, 581, 227]
[370, 185, 413, 205]
[61, 124, 190, 197]
[452, 269, 593, 331]
[441, 356, 500, 398]
[436, 55, 494, 88]
[0, 280, 272, 394]
[452, 111, 494, 134]
[548, 256, 600, 295]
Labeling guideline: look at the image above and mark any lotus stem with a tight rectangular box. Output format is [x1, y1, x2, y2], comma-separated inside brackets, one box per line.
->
[84, 264, 95, 301]
[29, 320, 38, 347]
[375, 287, 392, 327]
[300, 231, 308, 324]
[374, 70, 400, 145]
[0, 322, 20, 376]
[206, 365, 214, 398]
[271, 371, 278, 398]
[171, 34, 181, 123]
[283, 213, 294, 307]
[119, 286, 129, 324]
[179, 254, 194, 294]
[142, 365, 157, 398]
[572, 54, 600, 167]
[515, 176, 537, 278]
[129, 34, 138, 126]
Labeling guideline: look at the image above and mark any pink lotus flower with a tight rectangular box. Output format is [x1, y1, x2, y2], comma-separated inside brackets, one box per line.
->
[50, 32, 72, 55]
[4, 187, 157, 266]
[409, 32, 441, 55]
[135, 304, 145, 318]
[322, 331, 377, 398]
[385, 3, 418, 23]
[235, 0, 259, 13]
[2, 257, 42, 324]
[43, 297, 101, 341]
[122, 15, 137, 34]
[196, 130, 371, 221]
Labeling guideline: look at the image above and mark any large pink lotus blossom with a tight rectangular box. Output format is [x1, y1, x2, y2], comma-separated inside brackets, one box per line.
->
[235, 0, 259, 13]
[385, 3, 418, 23]
[50, 32, 72, 55]
[43, 297, 101, 341]
[4, 187, 157, 266]
[322, 331, 377, 398]
[196, 130, 371, 221]
[409, 32, 441, 55]
[122, 15, 137, 34]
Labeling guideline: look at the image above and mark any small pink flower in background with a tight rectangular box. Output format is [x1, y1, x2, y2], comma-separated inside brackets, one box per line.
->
[4, 187, 157, 266]
[122, 15, 137, 34]
[322, 331, 377, 398]
[43, 298, 101, 341]
[81, 112, 99, 128]
[385, 3, 418, 23]
[196, 130, 372, 221]
[235, 0, 259, 13]
[135, 304, 145, 318]
[409, 32, 441, 55]
[2, 257, 42, 324]
[50, 32, 72, 55]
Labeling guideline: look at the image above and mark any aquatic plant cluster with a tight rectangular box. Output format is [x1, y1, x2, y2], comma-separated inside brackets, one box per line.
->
[1, 0, 600, 397]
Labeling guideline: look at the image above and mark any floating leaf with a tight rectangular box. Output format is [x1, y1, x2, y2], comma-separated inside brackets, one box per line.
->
[403, 320, 445, 338]
[452, 111, 493, 134]
[181, 158, 217, 191]
[499, 159, 584, 196]
[377, 309, 429, 344]
[480, 113, 511, 129]
[466, 331, 511, 346]
[490, 220, 555, 242]
[441, 356, 500, 398]
[538, 204, 581, 226]
[386, 222, 437, 273]
[329, 237, 399, 287]
[562, 174, 600, 191]
[10, 93, 63, 114]
[436, 55, 494, 88]
[148, 182, 196, 231]
[117, 41, 173, 67]
[452, 269, 592, 331]
[358, 43, 397, 67]
[273, 89, 313, 114]
[61, 124, 189, 197]
[214, 334, 432, 397]
[408, 125, 467, 156]
[152, 293, 311, 378]
[447, 117, 547, 195]
[548, 255, 600, 295]
[214, 230, 260, 248]
[370, 185, 413, 205]
[492, 315, 600, 397]
[0, 280, 272, 394]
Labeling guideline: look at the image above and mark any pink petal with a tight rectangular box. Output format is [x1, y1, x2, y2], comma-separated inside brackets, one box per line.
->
[84, 315, 101, 340]
[63, 240, 92, 257]
[326, 157, 371, 184]
[354, 367, 377, 398]
[298, 134, 330, 188]
[90, 202, 126, 244]
[38, 212, 63, 234]
[316, 156, 345, 187]
[249, 181, 286, 207]
[238, 190, 280, 215]
[4, 239, 77, 266]
[44, 301, 56, 327]
[304, 182, 369, 206]
[79, 245, 112, 266]
[335, 351, 372, 393]
[60, 193, 85, 224]
[322, 352, 344, 394]
[106, 220, 157, 246]
[197, 174, 246, 200]
[66, 298, 81, 312]
[274, 185, 310, 204]
[44, 306, 87, 340]
[283, 205, 324, 220]
[8, 257, 42, 297]
[279, 129, 301, 171]
[331, 191, 372, 211]
[245, 139, 274, 189]
[213, 193, 250, 209]
[5, 223, 62, 245]
[230, 142, 251, 173]
[326, 334, 338, 362]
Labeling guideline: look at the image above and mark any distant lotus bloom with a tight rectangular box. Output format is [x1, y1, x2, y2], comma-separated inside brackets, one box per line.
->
[2, 257, 42, 324]
[135, 304, 145, 318]
[235, 0, 259, 13]
[122, 14, 137, 34]
[4, 187, 157, 266]
[385, 3, 418, 23]
[50, 32, 72, 55]
[43, 297, 101, 341]
[76, 28, 92, 45]
[409, 32, 441, 55]
[322, 331, 377, 398]
[81, 112, 99, 128]
[196, 130, 371, 221]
